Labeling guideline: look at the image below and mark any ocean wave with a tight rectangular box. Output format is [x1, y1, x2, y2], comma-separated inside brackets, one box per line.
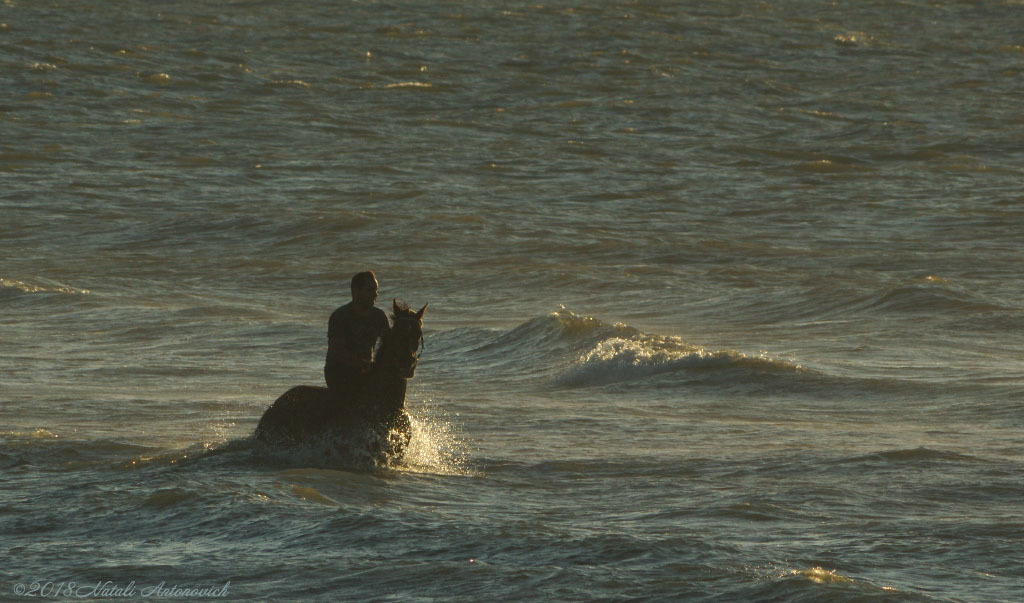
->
[777, 276, 1017, 323]
[479, 307, 640, 356]
[0, 277, 90, 297]
[1, 430, 156, 468]
[830, 447, 987, 469]
[542, 307, 807, 387]
[432, 307, 810, 388]
[733, 566, 910, 602]
[431, 308, 641, 382]
[142, 487, 201, 508]
[557, 334, 806, 387]
[864, 279, 1012, 315]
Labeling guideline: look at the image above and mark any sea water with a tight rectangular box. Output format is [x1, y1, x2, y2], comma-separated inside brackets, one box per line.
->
[2, 0, 1022, 600]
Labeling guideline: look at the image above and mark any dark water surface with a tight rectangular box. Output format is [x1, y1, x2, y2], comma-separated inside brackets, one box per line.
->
[3, 0, 1023, 600]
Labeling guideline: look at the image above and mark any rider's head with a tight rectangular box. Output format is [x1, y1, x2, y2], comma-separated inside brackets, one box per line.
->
[351, 271, 379, 309]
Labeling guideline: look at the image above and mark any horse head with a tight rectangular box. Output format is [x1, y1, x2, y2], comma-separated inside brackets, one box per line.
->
[385, 299, 427, 379]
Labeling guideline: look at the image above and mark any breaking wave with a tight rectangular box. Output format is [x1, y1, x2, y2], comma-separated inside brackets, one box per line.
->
[433, 307, 809, 388]
[558, 332, 807, 387]
[0, 277, 90, 297]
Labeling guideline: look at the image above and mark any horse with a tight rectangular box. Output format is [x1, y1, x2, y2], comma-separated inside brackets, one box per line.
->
[254, 300, 427, 464]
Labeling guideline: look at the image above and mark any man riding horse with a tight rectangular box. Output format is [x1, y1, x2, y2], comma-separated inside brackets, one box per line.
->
[254, 270, 427, 463]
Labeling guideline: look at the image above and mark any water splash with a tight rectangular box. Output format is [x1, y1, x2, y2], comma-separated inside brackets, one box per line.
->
[398, 402, 474, 476]
[241, 404, 472, 476]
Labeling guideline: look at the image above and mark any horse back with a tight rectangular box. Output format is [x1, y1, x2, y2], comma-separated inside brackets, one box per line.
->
[255, 385, 337, 443]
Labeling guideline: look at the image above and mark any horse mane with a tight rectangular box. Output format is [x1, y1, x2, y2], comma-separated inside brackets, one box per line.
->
[391, 301, 415, 320]
[368, 300, 422, 381]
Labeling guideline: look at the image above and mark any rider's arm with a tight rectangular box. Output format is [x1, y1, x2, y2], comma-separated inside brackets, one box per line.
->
[329, 334, 372, 372]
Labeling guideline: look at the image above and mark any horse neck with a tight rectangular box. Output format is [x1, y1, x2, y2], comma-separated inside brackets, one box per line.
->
[364, 336, 408, 412]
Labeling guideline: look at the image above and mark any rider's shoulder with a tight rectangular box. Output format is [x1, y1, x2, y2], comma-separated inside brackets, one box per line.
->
[331, 302, 353, 317]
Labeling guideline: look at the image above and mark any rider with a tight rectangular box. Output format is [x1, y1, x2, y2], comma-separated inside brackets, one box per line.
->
[324, 271, 391, 401]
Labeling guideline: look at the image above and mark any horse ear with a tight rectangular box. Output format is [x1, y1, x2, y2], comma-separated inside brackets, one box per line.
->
[416, 303, 428, 320]
[393, 299, 401, 314]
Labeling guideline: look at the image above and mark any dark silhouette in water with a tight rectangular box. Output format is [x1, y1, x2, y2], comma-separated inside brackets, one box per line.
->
[255, 300, 427, 463]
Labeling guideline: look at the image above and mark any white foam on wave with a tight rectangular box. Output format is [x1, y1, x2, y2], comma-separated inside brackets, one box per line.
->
[0, 277, 90, 295]
[557, 332, 807, 387]
[454, 307, 810, 388]
[558, 335, 731, 386]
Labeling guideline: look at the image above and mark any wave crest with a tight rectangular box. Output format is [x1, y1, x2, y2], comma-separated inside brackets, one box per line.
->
[433, 308, 810, 389]
[0, 277, 90, 297]
[558, 331, 806, 387]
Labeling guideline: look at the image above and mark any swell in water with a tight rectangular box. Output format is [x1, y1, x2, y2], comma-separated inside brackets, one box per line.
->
[429, 307, 807, 386]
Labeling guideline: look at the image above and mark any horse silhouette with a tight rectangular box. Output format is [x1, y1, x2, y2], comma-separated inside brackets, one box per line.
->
[255, 300, 427, 463]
